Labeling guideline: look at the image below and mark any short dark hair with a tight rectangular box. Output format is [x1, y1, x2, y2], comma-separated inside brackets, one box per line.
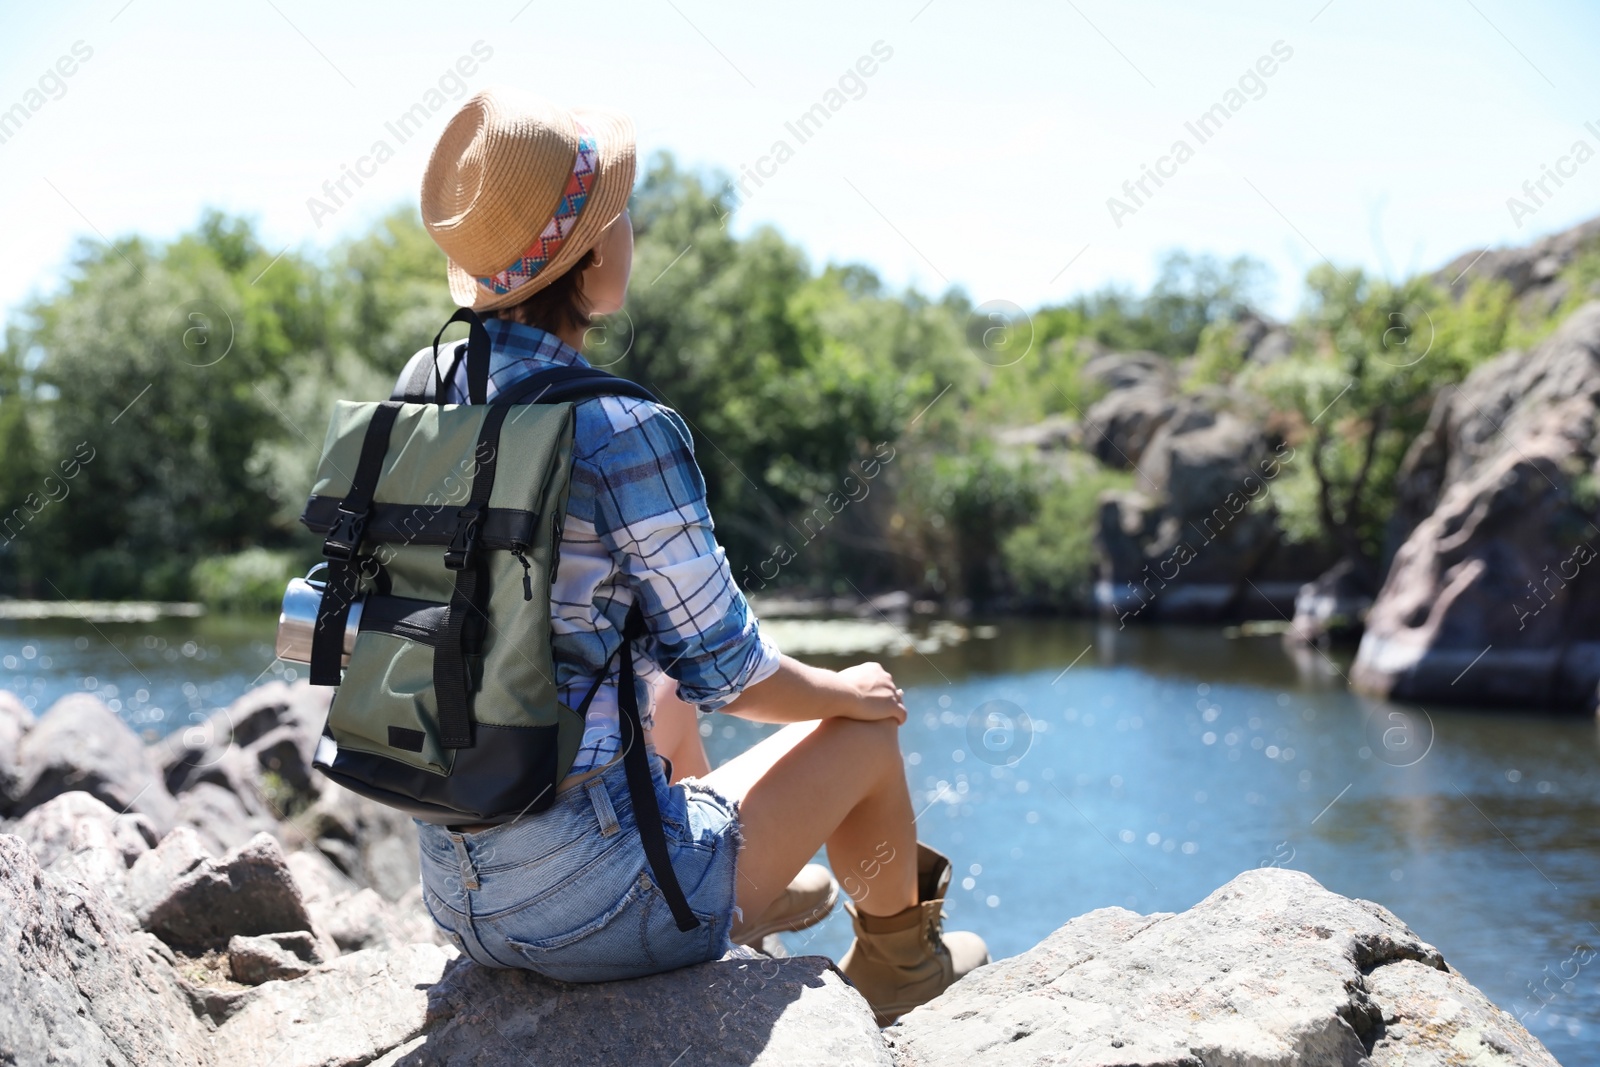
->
[487, 248, 597, 335]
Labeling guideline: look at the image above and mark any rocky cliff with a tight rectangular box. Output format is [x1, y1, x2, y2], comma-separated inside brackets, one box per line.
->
[0, 684, 1565, 1065]
[1080, 351, 1325, 624]
[1352, 303, 1600, 708]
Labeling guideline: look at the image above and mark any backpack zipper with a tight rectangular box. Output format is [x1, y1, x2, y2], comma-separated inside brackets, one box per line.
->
[510, 544, 533, 601]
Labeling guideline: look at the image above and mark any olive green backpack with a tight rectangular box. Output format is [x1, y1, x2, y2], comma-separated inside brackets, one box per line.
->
[298, 308, 699, 931]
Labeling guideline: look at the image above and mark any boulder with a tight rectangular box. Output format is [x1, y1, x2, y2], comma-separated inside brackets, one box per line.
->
[1081, 349, 1175, 392]
[251, 722, 319, 796]
[285, 844, 360, 903]
[317, 886, 411, 953]
[0, 688, 33, 804]
[293, 780, 420, 902]
[1290, 557, 1378, 645]
[1083, 384, 1180, 469]
[291, 847, 443, 952]
[0, 834, 211, 1067]
[891, 867, 1557, 1067]
[137, 831, 314, 950]
[10, 693, 177, 829]
[210, 947, 890, 1067]
[151, 681, 327, 786]
[127, 826, 212, 923]
[15, 790, 147, 869]
[13, 791, 156, 915]
[228, 931, 324, 985]
[174, 778, 279, 855]
[46, 816, 136, 916]
[1095, 408, 1296, 623]
[1353, 303, 1600, 707]
[151, 681, 330, 822]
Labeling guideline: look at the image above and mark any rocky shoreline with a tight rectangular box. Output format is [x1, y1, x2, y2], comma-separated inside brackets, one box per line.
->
[1, 683, 1565, 1065]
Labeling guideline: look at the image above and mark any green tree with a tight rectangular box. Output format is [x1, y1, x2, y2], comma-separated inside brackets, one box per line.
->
[13, 213, 325, 597]
[1244, 267, 1511, 567]
[612, 156, 965, 584]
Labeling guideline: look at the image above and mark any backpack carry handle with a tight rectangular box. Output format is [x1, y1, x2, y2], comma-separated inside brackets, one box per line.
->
[422, 307, 493, 405]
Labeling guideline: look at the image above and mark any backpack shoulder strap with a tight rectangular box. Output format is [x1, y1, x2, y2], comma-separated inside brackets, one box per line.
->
[391, 347, 449, 402]
[390, 360, 656, 407]
[392, 308, 493, 403]
[492, 365, 657, 407]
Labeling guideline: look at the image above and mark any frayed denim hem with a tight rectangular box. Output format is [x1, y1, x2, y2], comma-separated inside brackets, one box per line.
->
[677, 774, 744, 928]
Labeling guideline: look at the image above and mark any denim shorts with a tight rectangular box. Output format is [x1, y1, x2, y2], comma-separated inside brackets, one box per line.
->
[416, 755, 742, 983]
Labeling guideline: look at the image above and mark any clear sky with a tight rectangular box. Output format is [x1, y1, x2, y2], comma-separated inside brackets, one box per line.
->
[3, 0, 1598, 323]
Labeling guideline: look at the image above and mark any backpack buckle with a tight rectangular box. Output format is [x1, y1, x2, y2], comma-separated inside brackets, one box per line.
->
[322, 505, 369, 561]
[444, 506, 482, 570]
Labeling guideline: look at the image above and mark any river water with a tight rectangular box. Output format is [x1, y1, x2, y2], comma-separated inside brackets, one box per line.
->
[3, 614, 1596, 1063]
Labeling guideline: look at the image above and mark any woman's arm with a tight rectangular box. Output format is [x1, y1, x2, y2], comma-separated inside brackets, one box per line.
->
[585, 400, 903, 727]
[718, 655, 906, 725]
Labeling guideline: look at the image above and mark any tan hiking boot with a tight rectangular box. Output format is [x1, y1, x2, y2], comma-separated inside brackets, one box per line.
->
[731, 863, 840, 946]
[838, 843, 989, 1026]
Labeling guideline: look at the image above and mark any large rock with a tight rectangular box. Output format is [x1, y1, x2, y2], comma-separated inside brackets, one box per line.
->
[210, 947, 890, 1067]
[0, 834, 211, 1067]
[228, 931, 324, 985]
[0, 688, 33, 804]
[137, 831, 315, 950]
[1078, 349, 1183, 470]
[1436, 214, 1600, 312]
[1083, 384, 1182, 469]
[317, 886, 417, 953]
[127, 826, 212, 921]
[9, 693, 177, 829]
[1289, 557, 1378, 645]
[1095, 406, 1310, 622]
[1353, 302, 1600, 707]
[151, 681, 328, 790]
[891, 867, 1557, 1067]
[1081, 349, 1175, 392]
[142, 681, 335, 861]
[292, 779, 420, 902]
[14, 790, 157, 870]
[13, 791, 159, 916]
[174, 778, 280, 855]
[1, 815, 1557, 1067]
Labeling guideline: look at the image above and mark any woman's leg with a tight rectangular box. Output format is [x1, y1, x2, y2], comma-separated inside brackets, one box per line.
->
[647, 675, 711, 783]
[701, 716, 917, 921]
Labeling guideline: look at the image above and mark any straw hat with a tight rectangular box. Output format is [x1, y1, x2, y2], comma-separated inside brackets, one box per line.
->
[420, 89, 636, 311]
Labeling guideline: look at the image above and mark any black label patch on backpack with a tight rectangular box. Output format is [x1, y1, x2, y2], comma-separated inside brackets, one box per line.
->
[388, 726, 426, 752]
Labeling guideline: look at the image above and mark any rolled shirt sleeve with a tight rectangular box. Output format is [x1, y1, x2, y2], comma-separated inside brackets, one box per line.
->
[585, 398, 781, 712]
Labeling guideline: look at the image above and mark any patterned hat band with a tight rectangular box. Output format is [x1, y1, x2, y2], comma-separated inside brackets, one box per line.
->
[476, 125, 598, 296]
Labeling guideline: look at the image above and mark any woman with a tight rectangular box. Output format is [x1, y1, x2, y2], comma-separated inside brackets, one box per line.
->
[411, 88, 985, 1026]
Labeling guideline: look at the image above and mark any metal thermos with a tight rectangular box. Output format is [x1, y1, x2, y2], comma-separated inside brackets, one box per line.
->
[275, 567, 363, 666]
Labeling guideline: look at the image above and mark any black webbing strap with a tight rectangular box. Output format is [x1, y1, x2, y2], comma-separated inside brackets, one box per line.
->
[400, 308, 493, 405]
[432, 403, 515, 749]
[493, 364, 657, 407]
[615, 601, 700, 932]
[311, 402, 402, 686]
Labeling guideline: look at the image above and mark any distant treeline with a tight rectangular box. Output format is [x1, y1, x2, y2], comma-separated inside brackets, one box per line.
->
[1, 154, 1588, 612]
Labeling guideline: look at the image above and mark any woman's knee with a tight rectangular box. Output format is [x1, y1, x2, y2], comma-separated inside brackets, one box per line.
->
[816, 715, 902, 775]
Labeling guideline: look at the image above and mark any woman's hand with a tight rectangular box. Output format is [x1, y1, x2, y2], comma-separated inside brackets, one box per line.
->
[836, 661, 907, 724]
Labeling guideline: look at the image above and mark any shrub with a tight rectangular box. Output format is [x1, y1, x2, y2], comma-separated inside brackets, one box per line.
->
[190, 547, 304, 614]
[1002, 465, 1134, 611]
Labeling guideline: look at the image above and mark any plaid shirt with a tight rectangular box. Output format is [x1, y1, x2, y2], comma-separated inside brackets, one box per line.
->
[397, 317, 780, 779]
